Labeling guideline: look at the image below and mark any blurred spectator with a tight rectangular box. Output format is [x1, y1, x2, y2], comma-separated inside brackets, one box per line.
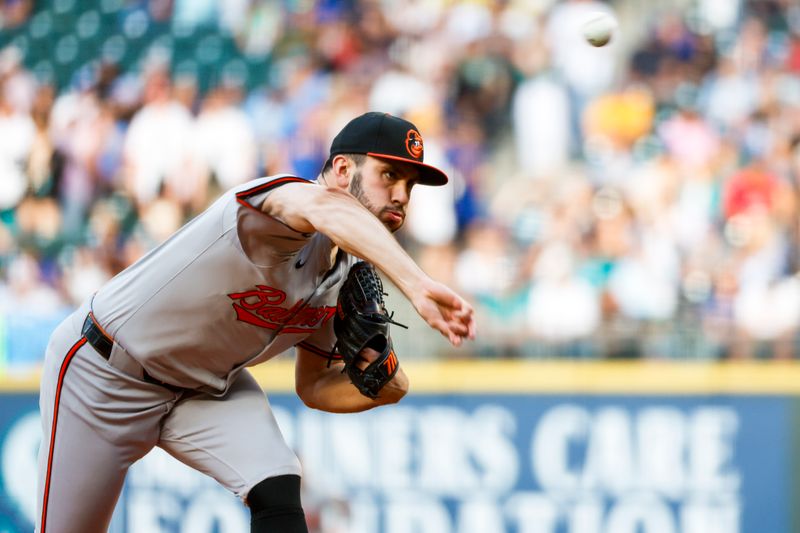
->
[723, 158, 785, 220]
[48, 71, 107, 237]
[526, 241, 601, 352]
[698, 55, 760, 132]
[13, 196, 61, 261]
[233, 2, 284, 58]
[455, 220, 527, 356]
[191, 84, 257, 204]
[0, 252, 66, 317]
[0, 0, 32, 29]
[658, 101, 719, 171]
[585, 85, 656, 150]
[123, 67, 196, 208]
[0, 80, 33, 211]
[369, 61, 437, 119]
[511, 48, 572, 178]
[27, 84, 56, 195]
[606, 229, 681, 322]
[137, 195, 184, 246]
[404, 109, 459, 248]
[733, 275, 800, 358]
[0, 46, 36, 112]
[449, 35, 517, 144]
[546, 0, 619, 154]
[61, 247, 113, 305]
[447, 118, 489, 231]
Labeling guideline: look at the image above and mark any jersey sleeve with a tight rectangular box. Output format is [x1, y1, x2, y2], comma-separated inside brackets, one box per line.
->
[297, 324, 341, 364]
[235, 175, 311, 211]
[234, 176, 315, 265]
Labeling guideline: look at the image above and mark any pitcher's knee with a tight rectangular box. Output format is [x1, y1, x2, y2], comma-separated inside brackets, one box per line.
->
[247, 474, 307, 533]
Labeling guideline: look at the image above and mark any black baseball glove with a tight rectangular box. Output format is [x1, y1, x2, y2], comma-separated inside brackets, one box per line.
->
[334, 261, 407, 399]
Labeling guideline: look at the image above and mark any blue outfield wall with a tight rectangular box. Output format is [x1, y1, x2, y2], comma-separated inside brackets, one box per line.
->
[0, 380, 795, 533]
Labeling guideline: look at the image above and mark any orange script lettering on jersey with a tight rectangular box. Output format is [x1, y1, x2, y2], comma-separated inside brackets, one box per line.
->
[227, 285, 336, 334]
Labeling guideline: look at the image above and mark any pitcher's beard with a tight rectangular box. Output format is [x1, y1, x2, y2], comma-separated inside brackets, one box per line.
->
[349, 170, 404, 232]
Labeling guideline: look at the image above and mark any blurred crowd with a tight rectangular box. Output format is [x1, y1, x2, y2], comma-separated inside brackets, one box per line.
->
[1, 0, 800, 365]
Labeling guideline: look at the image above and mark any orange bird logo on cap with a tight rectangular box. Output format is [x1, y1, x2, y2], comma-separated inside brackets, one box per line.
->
[405, 130, 424, 159]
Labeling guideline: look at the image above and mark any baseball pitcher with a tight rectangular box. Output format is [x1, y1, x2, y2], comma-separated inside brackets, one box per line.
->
[36, 112, 476, 533]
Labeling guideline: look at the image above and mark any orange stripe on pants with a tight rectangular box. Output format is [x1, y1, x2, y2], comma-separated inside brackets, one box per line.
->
[40, 336, 87, 533]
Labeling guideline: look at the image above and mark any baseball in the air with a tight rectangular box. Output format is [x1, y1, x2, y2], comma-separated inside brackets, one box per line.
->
[581, 12, 617, 47]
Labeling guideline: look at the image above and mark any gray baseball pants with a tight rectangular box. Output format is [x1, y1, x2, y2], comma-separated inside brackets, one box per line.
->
[36, 301, 301, 532]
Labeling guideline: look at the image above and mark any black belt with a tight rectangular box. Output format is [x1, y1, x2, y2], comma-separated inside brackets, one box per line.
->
[82, 314, 183, 392]
[81, 313, 113, 359]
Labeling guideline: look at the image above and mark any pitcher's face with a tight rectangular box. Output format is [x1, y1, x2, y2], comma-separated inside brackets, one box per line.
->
[348, 156, 419, 232]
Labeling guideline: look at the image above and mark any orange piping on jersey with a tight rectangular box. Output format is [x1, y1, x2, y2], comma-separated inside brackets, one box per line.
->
[298, 341, 343, 360]
[235, 177, 309, 212]
[40, 336, 88, 533]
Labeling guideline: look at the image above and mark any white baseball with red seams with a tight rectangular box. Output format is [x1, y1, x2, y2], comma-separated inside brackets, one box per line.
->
[582, 12, 617, 47]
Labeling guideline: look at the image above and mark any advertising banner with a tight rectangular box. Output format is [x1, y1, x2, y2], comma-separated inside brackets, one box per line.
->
[0, 389, 794, 533]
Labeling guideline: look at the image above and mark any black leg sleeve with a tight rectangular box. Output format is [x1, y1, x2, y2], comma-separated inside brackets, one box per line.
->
[247, 474, 308, 533]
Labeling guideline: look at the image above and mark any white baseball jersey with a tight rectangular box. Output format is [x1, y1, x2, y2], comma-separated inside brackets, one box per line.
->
[37, 175, 357, 532]
[92, 174, 356, 393]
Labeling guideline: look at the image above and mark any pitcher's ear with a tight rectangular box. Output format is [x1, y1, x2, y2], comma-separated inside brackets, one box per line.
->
[331, 154, 352, 188]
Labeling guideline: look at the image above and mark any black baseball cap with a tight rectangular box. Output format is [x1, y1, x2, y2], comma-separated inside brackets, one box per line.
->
[329, 112, 448, 186]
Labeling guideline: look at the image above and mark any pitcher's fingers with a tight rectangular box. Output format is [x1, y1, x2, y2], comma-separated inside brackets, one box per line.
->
[452, 322, 473, 341]
[428, 316, 450, 338]
[458, 312, 476, 339]
[447, 308, 475, 340]
[455, 300, 474, 315]
[449, 320, 470, 337]
[449, 332, 463, 347]
[467, 317, 477, 339]
[432, 319, 462, 347]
